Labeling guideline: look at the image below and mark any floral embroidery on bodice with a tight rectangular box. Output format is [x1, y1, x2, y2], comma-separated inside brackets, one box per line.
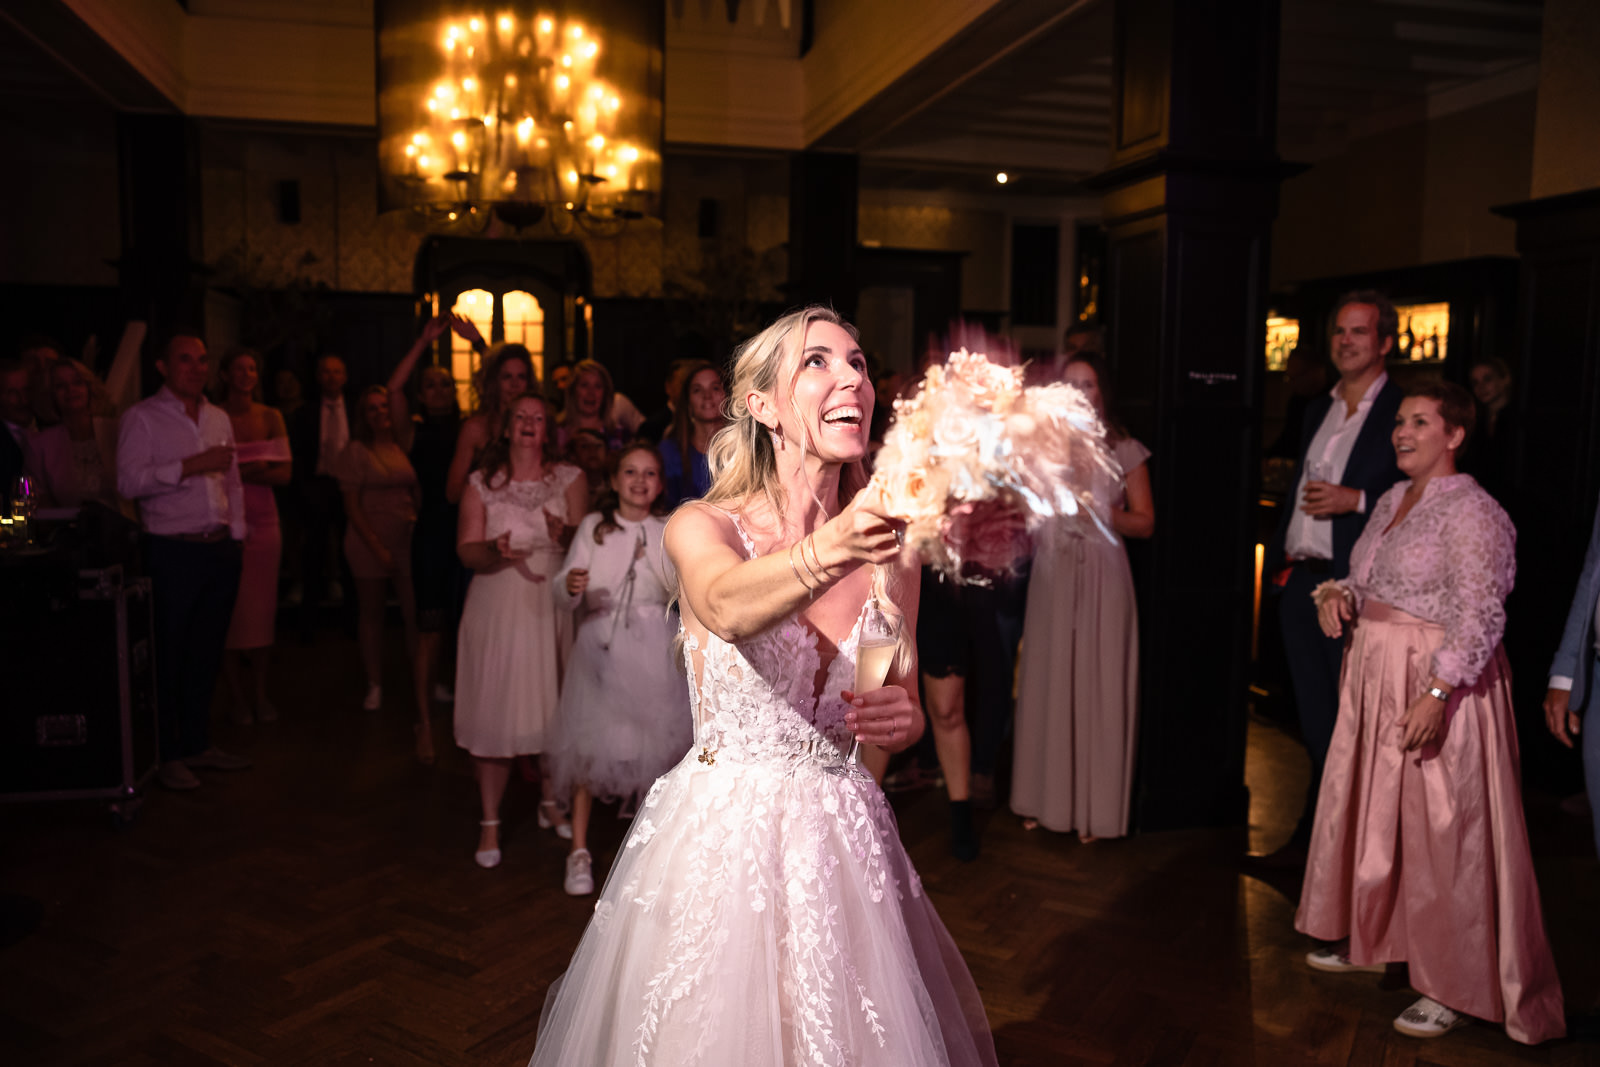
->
[1346, 473, 1515, 687]
[471, 463, 579, 555]
[598, 513, 928, 1066]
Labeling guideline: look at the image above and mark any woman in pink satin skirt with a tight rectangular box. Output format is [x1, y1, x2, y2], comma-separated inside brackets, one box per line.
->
[1297, 381, 1563, 1045]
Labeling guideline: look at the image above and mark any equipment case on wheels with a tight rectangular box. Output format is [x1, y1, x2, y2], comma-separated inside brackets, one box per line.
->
[0, 565, 158, 825]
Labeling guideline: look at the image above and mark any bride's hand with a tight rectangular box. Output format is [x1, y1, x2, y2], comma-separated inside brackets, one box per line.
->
[842, 685, 919, 752]
[819, 482, 904, 570]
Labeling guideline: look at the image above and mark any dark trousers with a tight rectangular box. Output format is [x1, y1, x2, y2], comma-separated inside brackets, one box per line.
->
[299, 473, 351, 634]
[963, 570, 1030, 777]
[148, 536, 242, 763]
[1278, 560, 1346, 835]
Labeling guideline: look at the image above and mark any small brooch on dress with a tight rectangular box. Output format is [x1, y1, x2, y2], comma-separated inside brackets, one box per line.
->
[698, 746, 716, 767]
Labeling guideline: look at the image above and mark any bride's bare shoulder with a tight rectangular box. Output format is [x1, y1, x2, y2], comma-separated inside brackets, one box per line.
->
[664, 500, 742, 557]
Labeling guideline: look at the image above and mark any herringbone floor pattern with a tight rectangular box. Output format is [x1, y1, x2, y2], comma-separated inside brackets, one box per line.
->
[1, 630, 1595, 1065]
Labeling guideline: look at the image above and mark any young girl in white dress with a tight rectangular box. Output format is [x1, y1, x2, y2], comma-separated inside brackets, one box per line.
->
[549, 444, 692, 896]
[529, 307, 997, 1066]
[454, 394, 588, 868]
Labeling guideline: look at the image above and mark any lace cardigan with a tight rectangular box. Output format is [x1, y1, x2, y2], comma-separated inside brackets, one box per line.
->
[1321, 473, 1515, 687]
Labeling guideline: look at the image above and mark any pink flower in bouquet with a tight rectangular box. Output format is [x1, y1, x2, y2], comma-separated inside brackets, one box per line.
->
[941, 497, 1032, 575]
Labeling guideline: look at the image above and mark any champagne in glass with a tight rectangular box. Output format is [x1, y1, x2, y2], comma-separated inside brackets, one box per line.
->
[827, 593, 901, 782]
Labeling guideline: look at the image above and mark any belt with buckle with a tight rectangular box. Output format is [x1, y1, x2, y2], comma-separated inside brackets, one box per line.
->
[161, 527, 232, 544]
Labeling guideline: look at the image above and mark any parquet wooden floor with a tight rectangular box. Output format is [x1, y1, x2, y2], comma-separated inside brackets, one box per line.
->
[0, 629, 1595, 1066]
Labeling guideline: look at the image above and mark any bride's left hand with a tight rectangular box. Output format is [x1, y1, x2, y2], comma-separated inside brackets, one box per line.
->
[842, 686, 920, 752]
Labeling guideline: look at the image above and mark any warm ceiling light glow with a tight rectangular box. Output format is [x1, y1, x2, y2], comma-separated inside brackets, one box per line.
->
[555, 74, 570, 90]
[607, 96, 620, 110]
[589, 85, 604, 101]
[498, 15, 513, 32]
[566, 169, 578, 184]
[995, 172, 1009, 184]
[482, 113, 495, 127]
[505, 74, 517, 87]
[425, 98, 437, 112]
[443, 36, 456, 50]
[561, 54, 573, 67]
[462, 77, 476, 92]
[581, 41, 598, 59]
[589, 135, 605, 149]
[434, 83, 453, 99]
[449, 107, 461, 119]
[618, 145, 638, 162]
[539, 17, 553, 33]
[569, 24, 584, 38]
[469, 17, 483, 32]
[417, 154, 430, 168]
[412, 132, 429, 145]
[447, 24, 461, 38]
[452, 131, 467, 148]
[404, 143, 417, 158]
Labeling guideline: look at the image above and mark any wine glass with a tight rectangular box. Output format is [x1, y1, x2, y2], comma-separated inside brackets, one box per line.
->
[11, 476, 36, 546]
[827, 593, 902, 782]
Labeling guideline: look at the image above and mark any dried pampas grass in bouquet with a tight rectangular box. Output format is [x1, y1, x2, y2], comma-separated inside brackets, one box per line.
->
[871, 348, 1118, 581]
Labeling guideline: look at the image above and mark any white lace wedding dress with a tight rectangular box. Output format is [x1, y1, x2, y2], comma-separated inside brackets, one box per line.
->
[529, 527, 999, 1067]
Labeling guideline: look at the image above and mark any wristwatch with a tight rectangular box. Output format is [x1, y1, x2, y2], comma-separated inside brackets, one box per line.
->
[1426, 685, 1450, 702]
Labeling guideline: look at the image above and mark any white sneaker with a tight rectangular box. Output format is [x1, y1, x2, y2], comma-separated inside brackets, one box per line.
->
[362, 683, 382, 711]
[1306, 947, 1386, 974]
[564, 849, 594, 895]
[1393, 996, 1469, 1038]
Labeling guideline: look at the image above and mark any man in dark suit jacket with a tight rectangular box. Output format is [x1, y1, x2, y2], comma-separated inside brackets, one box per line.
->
[0, 360, 33, 498]
[290, 354, 354, 639]
[1262, 291, 1406, 860]
[1544, 495, 1600, 859]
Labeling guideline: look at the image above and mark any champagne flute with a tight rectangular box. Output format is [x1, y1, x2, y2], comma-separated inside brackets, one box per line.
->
[827, 592, 902, 782]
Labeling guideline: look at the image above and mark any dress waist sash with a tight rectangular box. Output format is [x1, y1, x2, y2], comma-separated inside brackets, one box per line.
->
[1360, 599, 1439, 629]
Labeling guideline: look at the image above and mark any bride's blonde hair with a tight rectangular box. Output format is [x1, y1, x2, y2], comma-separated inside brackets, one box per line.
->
[701, 305, 868, 523]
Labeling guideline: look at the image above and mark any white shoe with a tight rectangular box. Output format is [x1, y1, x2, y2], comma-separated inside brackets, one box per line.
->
[539, 800, 574, 840]
[432, 683, 455, 703]
[475, 820, 501, 869]
[362, 683, 382, 711]
[1393, 996, 1469, 1038]
[1306, 947, 1386, 974]
[564, 849, 594, 895]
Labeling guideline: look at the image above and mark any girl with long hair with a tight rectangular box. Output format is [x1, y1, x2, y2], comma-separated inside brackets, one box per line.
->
[530, 306, 998, 1066]
[454, 394, 588, 868]
[548, 443, 691, 896]
[657, 359, 727, 506]
[444, 342, 534, 505]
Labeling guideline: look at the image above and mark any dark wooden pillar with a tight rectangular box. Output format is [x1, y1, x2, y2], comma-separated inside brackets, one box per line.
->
[787, 151, 858, 318]
[116, 113, 205, 384]
[1091, 0, 1286, 829]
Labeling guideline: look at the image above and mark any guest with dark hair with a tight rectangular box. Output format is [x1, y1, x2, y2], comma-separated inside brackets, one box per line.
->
[24, 358, 122, 511]
[17, 334, 61, 430]
[454, 393, 587, 867]
[1260, 289, 1405, 865]
[1298, 381, 1563, 1045]
[1466, 357, 1517, 506]
[217, 348, 292, 725]
[637, 358, 693, 444]
[0, 359, 33, 496]
[117, 334, 251, 791]
[658, 360, 727, 507]
[336, 385, 421, 712]
[445, 341, 533, 505]
[1012, 350, 1153, 841]
[387, 315, 466, 763]
[289, 354, 355, 640]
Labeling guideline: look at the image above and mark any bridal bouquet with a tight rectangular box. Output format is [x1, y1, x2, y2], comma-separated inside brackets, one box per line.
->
[872, 348, 1116, 580]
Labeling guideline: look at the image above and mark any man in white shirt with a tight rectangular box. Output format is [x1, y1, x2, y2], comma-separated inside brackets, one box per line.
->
[1260, 292, 1405, 863]
[1544, 496, 1600, 858]
[118, 334, 252, 791]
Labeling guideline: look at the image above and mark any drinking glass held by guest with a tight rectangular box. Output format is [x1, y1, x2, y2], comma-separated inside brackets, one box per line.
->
[658, 360, 728, 507]
[454, 394, 586, 868]
[24, 358, 123, 512]
[117, 335, 252, 791]
[335, 386, 422, 712]
[444, 341, 533, 505]
[1297, 382, 1564, 1045]
[530, 306, 996, 1067]
[549, 444, 691, 896]
[1012, 351, 1153, 841]
[217, 349, 292, 725]
[387, 315, 466, 764]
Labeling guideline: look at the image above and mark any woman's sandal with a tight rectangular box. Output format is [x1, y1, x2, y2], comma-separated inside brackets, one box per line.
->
[475, 820, 502, 869]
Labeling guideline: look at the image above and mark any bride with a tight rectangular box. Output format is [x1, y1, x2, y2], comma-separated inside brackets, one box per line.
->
[529, 306, 998, 1066]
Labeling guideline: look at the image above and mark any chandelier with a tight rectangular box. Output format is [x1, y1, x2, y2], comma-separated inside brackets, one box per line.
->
[377, 2, 662, 235]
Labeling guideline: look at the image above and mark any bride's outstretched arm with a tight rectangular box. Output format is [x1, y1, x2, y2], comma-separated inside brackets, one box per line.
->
[665, 488, 902, 644]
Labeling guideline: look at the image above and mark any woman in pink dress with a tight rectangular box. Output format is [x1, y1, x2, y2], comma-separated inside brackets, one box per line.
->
[337, 385, 422, 712]
[218, 349, 292, 725]
[1297, 381, 1564, 1045]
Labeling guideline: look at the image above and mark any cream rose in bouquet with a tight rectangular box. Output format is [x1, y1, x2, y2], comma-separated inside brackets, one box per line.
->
[872, 348, 1116, 580]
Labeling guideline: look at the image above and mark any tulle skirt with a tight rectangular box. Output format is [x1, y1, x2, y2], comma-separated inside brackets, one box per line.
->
[530, 753, 999, 1066]
[1295, 601, 1565, 1045]
[548, 605, 693, 803]
[454, 556, 562, 758]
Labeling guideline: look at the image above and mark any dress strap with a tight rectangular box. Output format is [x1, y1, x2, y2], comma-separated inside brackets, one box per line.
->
[727, 511, 758, 560]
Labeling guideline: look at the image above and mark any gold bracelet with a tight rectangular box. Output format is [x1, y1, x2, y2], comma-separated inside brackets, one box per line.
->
[794, 539, 822, 595]
[803, 534, 830, 583]
[787, 542, 814, 595]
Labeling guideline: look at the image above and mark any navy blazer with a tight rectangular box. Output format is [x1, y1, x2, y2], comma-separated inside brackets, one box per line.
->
[1550, 499, 1600, 711]
[1266, 378, 1405, 579]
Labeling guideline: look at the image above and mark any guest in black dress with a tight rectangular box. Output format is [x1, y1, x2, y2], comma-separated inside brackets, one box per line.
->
[387, 317, 466, 764]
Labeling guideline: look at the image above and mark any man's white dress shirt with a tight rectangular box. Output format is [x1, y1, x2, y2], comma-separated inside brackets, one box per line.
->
[117, 387, 245, 539]
[1284, 372, 1388, 562]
